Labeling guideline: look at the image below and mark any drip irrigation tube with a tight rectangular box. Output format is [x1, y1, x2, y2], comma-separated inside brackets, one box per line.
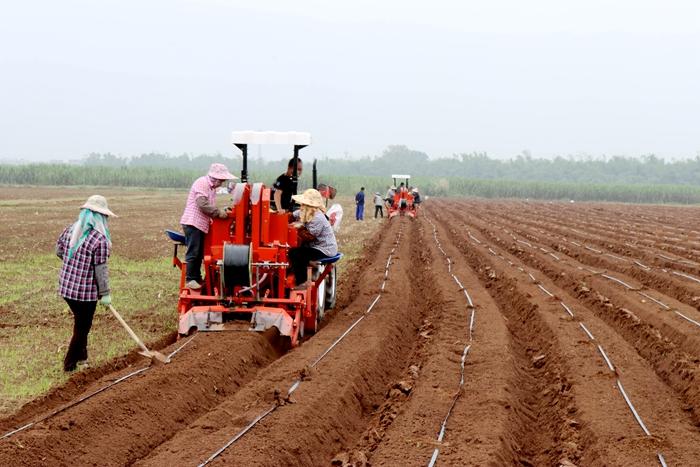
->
[597, 345, 615, 372]
[196, 226, 405, 466]
[0, 335, 196, 441]
[616, 379, 652, 437]
[671, 271, 700, 285]
[561, 302, 575, 318]
[197, 405, 276, 467]
[601, 274, 637, 290]
[637, 292, 670, 310]
[579, 322, 595, 340]
[674, 311, 700, 329]
[461, 219, 670, 465]
[537, 284, 554, 298]
[425, 216, 476, 467]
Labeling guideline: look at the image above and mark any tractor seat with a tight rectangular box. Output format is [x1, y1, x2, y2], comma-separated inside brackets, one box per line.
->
[165, 229, 186, 245]
[311, 253, 343, 266]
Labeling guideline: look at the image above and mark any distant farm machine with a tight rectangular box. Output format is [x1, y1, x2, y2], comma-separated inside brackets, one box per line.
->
[167, 131, 342, 347]
[388, 174, 418, 219]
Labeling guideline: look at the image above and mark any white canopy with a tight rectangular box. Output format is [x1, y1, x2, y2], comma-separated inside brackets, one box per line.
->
[231, 131, 312, 146]
[391, 174, 411, 179]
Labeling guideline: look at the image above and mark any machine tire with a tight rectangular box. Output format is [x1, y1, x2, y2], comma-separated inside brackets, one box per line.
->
[324, 266, 337, 310]
[316, 270, 326, 323]
[298, 315, 305, 339]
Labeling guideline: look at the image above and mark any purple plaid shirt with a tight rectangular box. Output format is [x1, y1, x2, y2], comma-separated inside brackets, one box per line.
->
[56, 226, 111, 301]
[180, 175, 216, 233]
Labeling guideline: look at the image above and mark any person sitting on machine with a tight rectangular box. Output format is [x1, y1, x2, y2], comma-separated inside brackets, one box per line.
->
[288, 188, 338, 287]
[412, 187, 422, 205]
[272, 157, 302, 213]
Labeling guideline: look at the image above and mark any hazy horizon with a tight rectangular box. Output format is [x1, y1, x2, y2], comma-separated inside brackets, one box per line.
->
[2, 0, 699, 163]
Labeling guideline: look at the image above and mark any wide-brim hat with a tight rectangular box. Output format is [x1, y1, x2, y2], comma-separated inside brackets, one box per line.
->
[208, 163, 238, 180]
[292, 188, 326, 211]
[81, 195, 117, 217]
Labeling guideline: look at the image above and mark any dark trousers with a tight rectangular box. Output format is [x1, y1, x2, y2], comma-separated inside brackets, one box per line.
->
[63, 298, 97, 371]
[355, 203, 364, 220]
[374, 205, 383, 218]
[289, 247, 326, 285]
[183, 224, 205, 282]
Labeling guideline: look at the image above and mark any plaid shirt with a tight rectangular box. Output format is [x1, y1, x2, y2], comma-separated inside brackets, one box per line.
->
[180, 175, 216, 233]
[56, 226, 111, 301]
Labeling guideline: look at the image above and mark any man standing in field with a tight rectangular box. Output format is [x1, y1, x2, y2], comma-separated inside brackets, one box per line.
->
[355, 186, 365, 220]
[272, 157, 302, 213]
[374, 192, 384, 218]
[180, 163, 237, 289]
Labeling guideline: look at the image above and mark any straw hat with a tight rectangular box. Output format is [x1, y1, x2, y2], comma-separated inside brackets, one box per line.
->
[81, 195, 117, 217]
[292, 188, 326, 211]
[208, 163, 237, 180]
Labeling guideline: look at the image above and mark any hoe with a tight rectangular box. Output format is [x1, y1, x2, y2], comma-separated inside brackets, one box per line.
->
[108, 305, 170, 364]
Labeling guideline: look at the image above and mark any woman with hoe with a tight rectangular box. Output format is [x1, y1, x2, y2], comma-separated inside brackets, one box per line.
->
[55, 195, 116, 372]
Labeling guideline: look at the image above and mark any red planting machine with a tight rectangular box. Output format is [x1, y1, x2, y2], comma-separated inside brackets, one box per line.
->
[167, 131, 342, 347]
[388, 174, 418, 219]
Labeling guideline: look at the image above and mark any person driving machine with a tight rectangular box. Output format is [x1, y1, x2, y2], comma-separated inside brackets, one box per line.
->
[272, 157, 303, 213]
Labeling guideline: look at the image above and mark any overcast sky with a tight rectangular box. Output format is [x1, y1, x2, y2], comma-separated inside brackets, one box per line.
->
[1, 0, 699, 162]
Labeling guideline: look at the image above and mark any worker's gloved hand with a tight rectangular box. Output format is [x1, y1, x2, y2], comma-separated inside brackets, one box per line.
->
[99, 294, 112, 307]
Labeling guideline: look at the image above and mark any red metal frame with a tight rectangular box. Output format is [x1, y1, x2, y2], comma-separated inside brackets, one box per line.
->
[172, 183, 335, 346]
[389, 189, 417, 219]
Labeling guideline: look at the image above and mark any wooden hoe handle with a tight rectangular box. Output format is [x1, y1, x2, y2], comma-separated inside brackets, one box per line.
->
[108, 304, 151, 354]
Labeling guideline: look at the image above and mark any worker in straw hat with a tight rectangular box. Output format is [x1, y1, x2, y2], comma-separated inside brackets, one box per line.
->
[55, 195, 117, 372]
[288, 188, 338, 287]
[180, 163, 238, 290]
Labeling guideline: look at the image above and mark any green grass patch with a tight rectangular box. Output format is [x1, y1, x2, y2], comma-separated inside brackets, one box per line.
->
[0, 254, 179, 416]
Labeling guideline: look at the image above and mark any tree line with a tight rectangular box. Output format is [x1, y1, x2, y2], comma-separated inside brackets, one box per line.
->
[2, 146, 700, 204]
[80, 146, 700, 186]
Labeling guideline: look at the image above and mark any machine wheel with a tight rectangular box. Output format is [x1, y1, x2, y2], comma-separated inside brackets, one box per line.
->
[316, 269, 326, 323]
[298, 315, 305, 339]
[324, 266, 337, 310]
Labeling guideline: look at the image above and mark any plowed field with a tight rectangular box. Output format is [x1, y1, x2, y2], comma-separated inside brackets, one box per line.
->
[3, 198, 700, 466]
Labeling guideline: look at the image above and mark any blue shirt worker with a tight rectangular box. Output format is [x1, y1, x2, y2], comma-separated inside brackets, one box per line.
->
[355, 187, 365, 221]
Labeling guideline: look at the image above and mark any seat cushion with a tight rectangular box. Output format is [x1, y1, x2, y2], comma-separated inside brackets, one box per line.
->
[317, 253, 343, 264]
[165, 229, 186, 244]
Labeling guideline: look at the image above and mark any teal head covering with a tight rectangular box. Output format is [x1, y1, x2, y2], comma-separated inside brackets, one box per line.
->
[67, 209, 111, 258]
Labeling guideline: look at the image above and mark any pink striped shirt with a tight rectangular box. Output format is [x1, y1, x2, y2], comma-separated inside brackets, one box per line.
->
[180, 175, 216, 233]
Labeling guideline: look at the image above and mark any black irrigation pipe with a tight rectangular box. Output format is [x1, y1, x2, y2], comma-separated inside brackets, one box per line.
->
[474, 220, 669, 466]
[501, 218, 700, 332]
[1, 335, 196, 440]
[197, 225, 406, 467]
[425, 216, 475, 467]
